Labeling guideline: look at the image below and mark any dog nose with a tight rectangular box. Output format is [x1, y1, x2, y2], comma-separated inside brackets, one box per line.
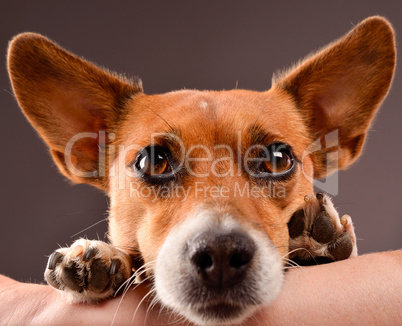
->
[188, 231, 256, 288]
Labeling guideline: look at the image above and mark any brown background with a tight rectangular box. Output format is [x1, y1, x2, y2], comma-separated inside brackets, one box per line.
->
[0, 1, 401, 283]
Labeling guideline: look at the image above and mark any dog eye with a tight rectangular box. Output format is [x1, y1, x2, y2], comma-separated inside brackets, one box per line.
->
[135, 146, 172, 176]
[263, 147, 292, 173]
[256, 143, 294, 175]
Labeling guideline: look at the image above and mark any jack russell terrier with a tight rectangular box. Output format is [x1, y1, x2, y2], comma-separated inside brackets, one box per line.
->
[7, 16, 395, 325]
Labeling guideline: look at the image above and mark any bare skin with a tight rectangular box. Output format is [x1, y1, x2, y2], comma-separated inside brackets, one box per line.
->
[1, 250, 401, 326]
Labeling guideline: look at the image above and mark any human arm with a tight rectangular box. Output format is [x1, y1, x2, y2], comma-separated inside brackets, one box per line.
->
[1, 250, 401, 326]
[0, 274, 152, 326]
[253, 249, 402, 325]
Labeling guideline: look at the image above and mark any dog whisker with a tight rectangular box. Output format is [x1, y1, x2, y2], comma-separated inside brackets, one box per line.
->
[122, 273, 149, 298]
[283, 247, 313, 258]
[131, 261, 156, 281]
[130, 287, 156, 325]
[154, 297, 178, 325]
[111, 262, 156, 326]
[70, 218, 108, 238]
[282, 257, 303, 269]
[159, 308, 187, 326]
[111, 275, 154, 326]
[111, 275, 137, 326]
[146, 293, 159, 315]
[115, 260, 156, 297]
[114, 273, 136, 297]
[251, 94, 275, 130]
[145, 287, 163, 324]
[125, 265, 156, 296]
[142, 103, 175, 131]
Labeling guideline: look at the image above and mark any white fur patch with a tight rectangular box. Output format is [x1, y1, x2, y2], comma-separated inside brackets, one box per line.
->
[199, 99, 208, 109]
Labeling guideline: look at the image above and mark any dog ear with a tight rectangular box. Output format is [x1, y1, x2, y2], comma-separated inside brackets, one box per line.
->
[273, 17, 396, 178]
[7, 33, 143, 189]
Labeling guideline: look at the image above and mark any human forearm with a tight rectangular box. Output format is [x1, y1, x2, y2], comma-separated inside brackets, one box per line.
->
[253, 250, 402, 325]
[1, 251, 401, 325]
[0, 274, 151, 326]
[0, 275, 51, 325]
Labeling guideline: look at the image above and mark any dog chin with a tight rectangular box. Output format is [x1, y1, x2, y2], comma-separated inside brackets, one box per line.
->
[187, 302, 259, 326]
[154, 209, 284, 325]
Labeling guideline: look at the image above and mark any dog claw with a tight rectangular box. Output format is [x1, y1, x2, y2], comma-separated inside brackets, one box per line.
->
[83, 247, 98, 261]
[47, 251, 64, 270]
[340, 215, 349, 226]
[316, 192, 324, 205]
[109, 259, 121, 275]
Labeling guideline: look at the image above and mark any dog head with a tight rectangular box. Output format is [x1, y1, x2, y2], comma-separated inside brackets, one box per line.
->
[8, 17, 395, 325]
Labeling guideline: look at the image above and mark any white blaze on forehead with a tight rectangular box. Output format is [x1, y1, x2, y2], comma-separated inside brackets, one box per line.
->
[154, 207, 284, 325]
[199, 99, 208, 109]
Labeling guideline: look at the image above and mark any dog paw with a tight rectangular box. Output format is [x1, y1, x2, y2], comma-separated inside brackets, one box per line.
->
[44, 239, 132, 302]
[287, 193, 357, 266]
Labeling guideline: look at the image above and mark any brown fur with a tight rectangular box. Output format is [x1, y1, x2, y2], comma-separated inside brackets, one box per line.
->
[273, 17, 396, 177]
[7, 17, 396, 269]
[7, 33, 143, 188]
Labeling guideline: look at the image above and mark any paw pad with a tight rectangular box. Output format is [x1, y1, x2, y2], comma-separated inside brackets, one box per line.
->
[311, 211, 335, 244]
[288, 193, 357, 266]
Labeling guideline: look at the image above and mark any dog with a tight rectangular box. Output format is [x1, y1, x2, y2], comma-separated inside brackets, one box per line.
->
[7, 16, 395, 325]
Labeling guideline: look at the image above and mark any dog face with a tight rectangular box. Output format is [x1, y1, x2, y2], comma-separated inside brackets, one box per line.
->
[8, 17, 395, 325]
[108, 90, 310, 323]
[109, 89, 311, 258]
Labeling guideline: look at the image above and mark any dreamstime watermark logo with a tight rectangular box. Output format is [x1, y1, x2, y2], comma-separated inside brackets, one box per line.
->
[63, 129, 340, 196]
